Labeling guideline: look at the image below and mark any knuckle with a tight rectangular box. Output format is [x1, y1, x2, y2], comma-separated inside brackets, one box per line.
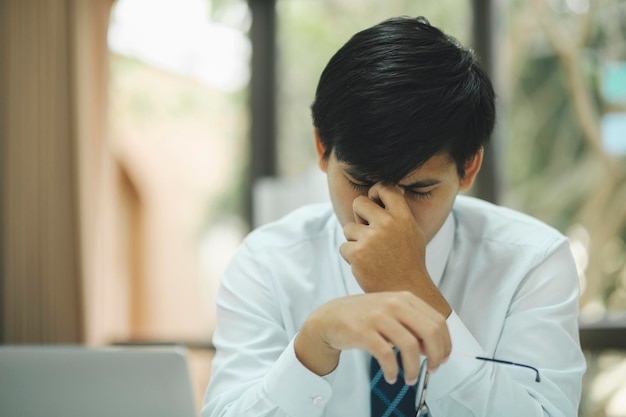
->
[338, 242, 347, 254]
[332, 318, 352, 335]
[434, 315, 448, 332]
[351, 247, 368, 266]
[382, 296, 403, 312]
[424, 321, 441, 339]
[399, 290, 414, 300]
[398, 336, 420, 353]
[395, 209, 409, 221]
[368, 314, 385, 329]
[377, 347, 396, 363]
[379, 214, 394, 228]
[353, 195, 367, 208]
[338, 245, 351, 263]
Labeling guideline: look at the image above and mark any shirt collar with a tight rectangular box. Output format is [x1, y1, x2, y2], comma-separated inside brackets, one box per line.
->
[335, 211, 456, 294]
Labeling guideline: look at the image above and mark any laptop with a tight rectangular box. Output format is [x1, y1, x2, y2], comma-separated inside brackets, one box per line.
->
[0, 345, 198, 417]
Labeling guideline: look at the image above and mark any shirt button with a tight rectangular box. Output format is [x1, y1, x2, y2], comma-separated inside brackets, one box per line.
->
[312, 395, 325, 406]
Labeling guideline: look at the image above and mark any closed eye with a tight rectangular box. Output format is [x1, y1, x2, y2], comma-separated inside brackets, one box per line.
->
[403, 188, 433, 200]
[350, 180, 433, 200]
[348, 181, 371, 193]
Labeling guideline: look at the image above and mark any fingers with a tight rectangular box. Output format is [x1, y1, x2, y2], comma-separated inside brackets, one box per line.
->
[352, 195, 380, 225]
[342, 221, 367, 242]
[380, 320, 424, 384]
[401, 295, 452, 372]
[338, 241, 352, 264]
[351, 183, 411, 227]
[339, 215, 373, 262]
[369, 340, 399, 384]
[368, 183, 410, 217]
[313, 293, 450, 386]
[371, 293, 451, 384]
[363, 318, 422, 385]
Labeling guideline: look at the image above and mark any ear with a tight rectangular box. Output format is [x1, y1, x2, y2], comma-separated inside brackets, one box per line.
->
[314, 128, 328, 172]
[459, 148, 484, 191]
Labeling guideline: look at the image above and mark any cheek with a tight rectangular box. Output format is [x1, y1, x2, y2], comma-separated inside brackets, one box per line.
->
[408, 201, 435, 231]
[327, 177, 360, 226]
[408, 194, 456, 242]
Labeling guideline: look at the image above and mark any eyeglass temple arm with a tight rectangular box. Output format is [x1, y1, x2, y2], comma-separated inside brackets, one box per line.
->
[475, 356, 541, 383]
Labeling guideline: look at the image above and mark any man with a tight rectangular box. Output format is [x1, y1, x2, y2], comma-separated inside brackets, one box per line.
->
[203, 16, 585, 417]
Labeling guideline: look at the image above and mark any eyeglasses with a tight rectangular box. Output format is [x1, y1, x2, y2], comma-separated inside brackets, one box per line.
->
[414, 355, 541, 417]
[415, 357, 430, 417]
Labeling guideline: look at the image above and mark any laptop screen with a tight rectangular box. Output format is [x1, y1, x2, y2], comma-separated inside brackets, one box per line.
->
[0, 346, 198, 417]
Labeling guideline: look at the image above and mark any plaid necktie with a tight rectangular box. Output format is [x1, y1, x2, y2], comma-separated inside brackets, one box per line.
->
[370, 350, 417, 417]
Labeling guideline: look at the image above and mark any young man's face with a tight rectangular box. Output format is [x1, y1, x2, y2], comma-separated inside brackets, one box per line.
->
[316, 135, 483, 243]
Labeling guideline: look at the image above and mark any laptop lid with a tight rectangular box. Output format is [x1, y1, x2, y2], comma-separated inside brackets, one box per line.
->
[0, 345, 198, 417]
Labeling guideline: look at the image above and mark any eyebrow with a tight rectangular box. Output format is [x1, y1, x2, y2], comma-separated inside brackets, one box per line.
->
[343, 167, 375, 184]
[342, 166, 441, 189]
[400, 179, 441, 189]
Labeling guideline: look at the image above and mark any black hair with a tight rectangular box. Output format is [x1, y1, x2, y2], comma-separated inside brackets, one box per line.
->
[311, 16, 495, 181]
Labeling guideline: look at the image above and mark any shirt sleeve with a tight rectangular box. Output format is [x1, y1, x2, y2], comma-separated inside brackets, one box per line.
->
[428, 239, 586, 417]
[202, 242, 334, 417]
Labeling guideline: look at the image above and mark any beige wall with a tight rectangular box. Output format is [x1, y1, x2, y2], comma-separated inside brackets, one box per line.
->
[2, 0, 85, 343]
[0, 0, 128, 344]
[0, 0, 214, 346]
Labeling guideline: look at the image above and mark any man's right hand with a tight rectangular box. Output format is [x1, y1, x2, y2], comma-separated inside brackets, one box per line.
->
[293, 292, 451, 385]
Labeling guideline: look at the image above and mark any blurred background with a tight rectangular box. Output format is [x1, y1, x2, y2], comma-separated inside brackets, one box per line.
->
[1, 0, 625, 415]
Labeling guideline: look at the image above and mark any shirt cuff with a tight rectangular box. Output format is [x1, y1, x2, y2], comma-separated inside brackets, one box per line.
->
[263, 336, 334, 416]
[427, 310, 485, 402]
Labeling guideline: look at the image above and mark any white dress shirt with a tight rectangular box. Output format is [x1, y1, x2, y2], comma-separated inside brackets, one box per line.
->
[202, 196, 585, 417]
